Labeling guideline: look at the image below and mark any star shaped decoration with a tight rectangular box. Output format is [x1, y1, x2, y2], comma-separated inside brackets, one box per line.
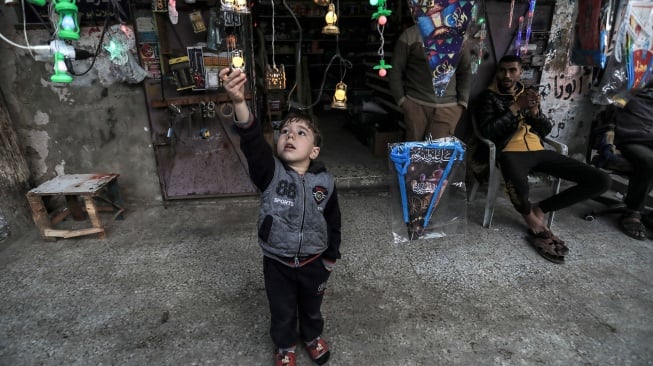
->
[104, 39, 125, 62]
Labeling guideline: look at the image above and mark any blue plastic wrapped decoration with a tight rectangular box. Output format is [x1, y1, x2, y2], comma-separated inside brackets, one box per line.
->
[389, 137, 467, 241]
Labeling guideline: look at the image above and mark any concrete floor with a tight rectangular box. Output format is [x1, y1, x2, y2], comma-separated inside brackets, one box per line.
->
[1, 113, 652, 365]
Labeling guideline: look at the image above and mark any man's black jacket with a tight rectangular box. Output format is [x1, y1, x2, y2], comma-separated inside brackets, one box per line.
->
[476, 81, 554, 152]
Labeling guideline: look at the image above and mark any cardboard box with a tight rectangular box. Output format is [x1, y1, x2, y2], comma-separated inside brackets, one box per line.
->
[372, 129, 404, 157]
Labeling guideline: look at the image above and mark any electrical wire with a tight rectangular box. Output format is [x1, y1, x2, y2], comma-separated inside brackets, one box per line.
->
[0, 31, 33, 49]
[270, 0, 276, 69]
[22, 0, 35, 58]
[69, 9, 110, 76]
[282, 0, 352, 111]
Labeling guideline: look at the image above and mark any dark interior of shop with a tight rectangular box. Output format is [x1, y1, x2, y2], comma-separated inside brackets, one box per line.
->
[121, 0, 557, 198]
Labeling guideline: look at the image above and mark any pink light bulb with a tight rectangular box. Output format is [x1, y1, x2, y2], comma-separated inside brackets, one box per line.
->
[378, 68, 387, 77]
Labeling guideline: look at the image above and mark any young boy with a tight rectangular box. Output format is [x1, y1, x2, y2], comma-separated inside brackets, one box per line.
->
[219, 67, 342, 366]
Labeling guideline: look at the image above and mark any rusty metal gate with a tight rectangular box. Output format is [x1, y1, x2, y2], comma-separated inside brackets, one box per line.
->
[145, 93, 257, 200]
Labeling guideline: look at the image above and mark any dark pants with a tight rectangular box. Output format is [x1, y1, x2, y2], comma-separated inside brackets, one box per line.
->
[263, 256, 331, 349]
[498, 150, 611, 215]
[620, 143, 653, 212]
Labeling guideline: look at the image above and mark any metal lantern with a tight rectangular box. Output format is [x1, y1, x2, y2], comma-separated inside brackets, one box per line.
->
[331, 81, 347, 109]
[322, 3, 339, 35]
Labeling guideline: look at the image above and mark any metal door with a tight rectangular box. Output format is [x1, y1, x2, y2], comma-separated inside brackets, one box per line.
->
[146, 95, 257, 199]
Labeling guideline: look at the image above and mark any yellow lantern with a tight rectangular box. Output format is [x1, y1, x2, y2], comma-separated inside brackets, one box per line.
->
[331, 81, 347, 109]
[231, 49, 245, 71]
[235, 0, 249, 13]
[322, 3, 339, 35]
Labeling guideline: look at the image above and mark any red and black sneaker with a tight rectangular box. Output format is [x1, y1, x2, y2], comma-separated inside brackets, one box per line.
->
[305, 337, 330, 365]
[275, 350, 296, 366]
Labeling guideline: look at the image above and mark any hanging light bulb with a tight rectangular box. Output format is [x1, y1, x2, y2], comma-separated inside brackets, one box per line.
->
[331, 81, 347, 109]
[53, 0, 80, 40]
[322, 3, 339, 35]
[50, 52, 73, 83]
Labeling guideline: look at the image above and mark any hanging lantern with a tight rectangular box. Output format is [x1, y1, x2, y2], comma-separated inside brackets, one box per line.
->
[323, 3, 339, 35]
[53, 0, 80, 40]
[221, 0, 234, 12]
[331, 81, 347, 109]
[265, 65, 286, 90]
[50, 52, 73, 83]
[231, 49, 245, 71]
[235, 0, 249, 13]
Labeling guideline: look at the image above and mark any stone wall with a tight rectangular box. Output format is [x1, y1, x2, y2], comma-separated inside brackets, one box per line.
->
[0, 11, 161, 204]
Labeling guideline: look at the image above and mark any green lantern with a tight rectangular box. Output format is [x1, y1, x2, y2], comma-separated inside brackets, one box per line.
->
[50, 52, 73, 83]
[54, 0, 80, 40]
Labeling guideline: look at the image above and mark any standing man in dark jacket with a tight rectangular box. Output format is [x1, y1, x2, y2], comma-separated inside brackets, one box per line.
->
[220, 67, 341, 366]
[389, 24, 472, 140]
[476, 55, 611, 263]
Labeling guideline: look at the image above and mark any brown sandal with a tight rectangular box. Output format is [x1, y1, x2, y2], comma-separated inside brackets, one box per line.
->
[526, 230, 565, 264]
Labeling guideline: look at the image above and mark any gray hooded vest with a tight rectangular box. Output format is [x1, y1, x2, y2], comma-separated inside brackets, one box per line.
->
[257, 157, 335, 262]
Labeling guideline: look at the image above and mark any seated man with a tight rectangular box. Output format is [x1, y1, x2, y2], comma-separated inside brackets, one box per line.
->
[611, 81, 653, 240]
[476, 55, 611, 263]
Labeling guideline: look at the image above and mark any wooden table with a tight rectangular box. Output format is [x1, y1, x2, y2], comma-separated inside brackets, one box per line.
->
[26, 173, 124, 240]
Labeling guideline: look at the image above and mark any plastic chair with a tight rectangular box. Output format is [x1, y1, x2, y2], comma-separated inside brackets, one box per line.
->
[468, 113, 568, 228]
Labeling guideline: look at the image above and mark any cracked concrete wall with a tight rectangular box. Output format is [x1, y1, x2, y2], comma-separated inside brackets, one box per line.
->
[0, 10, 161, 204]
[539, 0, 597, 161]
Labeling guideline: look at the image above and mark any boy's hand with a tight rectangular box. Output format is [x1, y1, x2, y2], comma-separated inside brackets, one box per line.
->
[220, 68, 247, 104]
[322, 258, 336, 272]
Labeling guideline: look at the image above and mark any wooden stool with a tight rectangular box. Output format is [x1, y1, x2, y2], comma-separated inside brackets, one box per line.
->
[26, 173, 124, 240]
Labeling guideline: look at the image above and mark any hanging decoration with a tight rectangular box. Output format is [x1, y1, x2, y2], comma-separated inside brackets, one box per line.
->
[389, 138, 466, 240]
[53, 0, 80, 40]
[468, 2, 484, 74]
[407, 0, 476, 96]
[514, 15, 524, 55]
[593, 0, 651, 103]
[570, 0, 614, 68]
[521, 0, 536, 54]
[323, 2, 340, 35]
[235, 0, 250, 14]
[471, 19, 486, 74]
[508, 0, 515, 28]
[331, 81, 348, 109]
[618, 1, 653, 89]
[331, 33, 349, 110]
[265, 0, 286, 90]
[371, 0, 392, 77]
